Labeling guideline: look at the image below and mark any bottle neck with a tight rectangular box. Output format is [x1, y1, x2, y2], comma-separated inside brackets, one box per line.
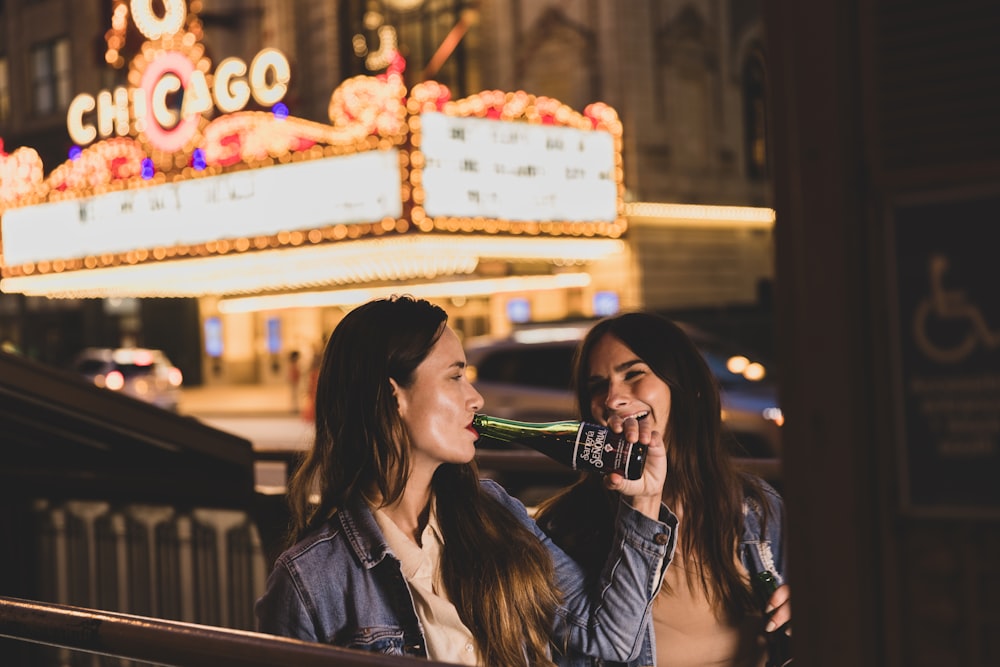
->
[473, 414, 579, 428]
[472, 414, 582, 441]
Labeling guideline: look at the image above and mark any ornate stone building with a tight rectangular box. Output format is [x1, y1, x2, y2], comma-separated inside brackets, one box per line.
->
[283, 0, 771, 206]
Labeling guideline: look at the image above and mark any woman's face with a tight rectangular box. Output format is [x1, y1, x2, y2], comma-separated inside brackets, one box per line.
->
[393, 325, 484, 471]
[585, 332, 672, 437]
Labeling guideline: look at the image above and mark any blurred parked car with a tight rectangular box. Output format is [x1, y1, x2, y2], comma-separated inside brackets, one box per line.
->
[72, 347, 184, 411]
[465, 320, 783, 458]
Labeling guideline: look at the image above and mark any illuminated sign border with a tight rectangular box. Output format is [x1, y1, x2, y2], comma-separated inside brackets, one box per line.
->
[1, 150, 403, 268]
[405, 83, 627, 240]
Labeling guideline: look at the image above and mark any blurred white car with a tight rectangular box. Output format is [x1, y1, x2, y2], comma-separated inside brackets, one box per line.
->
[465, 321, 783, 458]
[73, 347, 184, 411]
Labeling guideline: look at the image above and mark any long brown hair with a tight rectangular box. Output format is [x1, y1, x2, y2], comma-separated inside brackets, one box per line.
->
[287, 295, 559, 666]
[535, 312, 770, 616]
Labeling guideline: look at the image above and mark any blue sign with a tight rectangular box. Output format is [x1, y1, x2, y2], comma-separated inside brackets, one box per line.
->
[593, 291, 620, 316]
[204, 316, 223, 358]
[506, 298, 531, 323]
[267, 317, 282, 355]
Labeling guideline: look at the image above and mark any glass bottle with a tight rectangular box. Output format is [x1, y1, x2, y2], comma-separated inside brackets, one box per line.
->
[471, 414, 647, 480]
[752, 570, 793, 667]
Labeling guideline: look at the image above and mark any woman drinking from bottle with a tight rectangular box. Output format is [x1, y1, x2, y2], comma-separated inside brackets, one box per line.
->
[255, 296, 676, 667]
[534, 312, 792, 667]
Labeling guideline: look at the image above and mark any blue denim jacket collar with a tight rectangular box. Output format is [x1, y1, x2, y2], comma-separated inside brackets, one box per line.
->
[337, 495, 392, 569]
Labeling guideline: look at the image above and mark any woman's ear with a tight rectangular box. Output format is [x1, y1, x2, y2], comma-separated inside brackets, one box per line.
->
[389, 377, 407, 417]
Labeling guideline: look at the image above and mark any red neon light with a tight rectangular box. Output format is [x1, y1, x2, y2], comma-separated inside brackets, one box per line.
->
[139, 51, 200, 153]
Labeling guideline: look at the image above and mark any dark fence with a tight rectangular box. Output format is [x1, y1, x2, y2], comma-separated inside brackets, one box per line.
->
[0, 351, 273, 666]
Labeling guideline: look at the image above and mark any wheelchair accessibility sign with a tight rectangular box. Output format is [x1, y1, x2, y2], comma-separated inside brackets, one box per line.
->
[913, 253, 1000, 364]
[890, 189, 1000, 514]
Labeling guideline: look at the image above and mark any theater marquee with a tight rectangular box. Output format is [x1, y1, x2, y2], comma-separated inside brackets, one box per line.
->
[0, 2, 625, 301]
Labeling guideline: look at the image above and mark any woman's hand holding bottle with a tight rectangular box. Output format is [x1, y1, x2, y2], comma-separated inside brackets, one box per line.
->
[754, 572, 793, 666]
[765, 583, 792, 635]
[603, 415, 667, 519]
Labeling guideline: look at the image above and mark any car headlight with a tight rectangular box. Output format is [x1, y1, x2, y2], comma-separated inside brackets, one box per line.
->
[105, 370, 125, 391]
[762, 407, 784, 426]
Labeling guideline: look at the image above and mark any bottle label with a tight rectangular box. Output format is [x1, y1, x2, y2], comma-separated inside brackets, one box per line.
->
[575, 423, 612, 471]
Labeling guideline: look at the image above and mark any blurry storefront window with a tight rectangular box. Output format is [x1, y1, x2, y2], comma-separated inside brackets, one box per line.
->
[518, 9, 595, 114]
[0, 56, 10, 123]
[30, 36, 70, 115]
[342, 0, 481, 96]
[742, 51, 769, 181]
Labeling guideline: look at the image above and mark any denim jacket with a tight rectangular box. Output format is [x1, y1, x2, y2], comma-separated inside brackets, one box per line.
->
[574, 477, 788, 667]
[255, 478, 678, 664]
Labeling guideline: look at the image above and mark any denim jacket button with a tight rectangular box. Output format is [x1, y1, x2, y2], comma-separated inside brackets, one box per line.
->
[654, 533, 669, 545]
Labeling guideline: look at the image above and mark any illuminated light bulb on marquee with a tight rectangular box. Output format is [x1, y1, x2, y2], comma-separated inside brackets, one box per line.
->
[0, 143, 45, 209]
[191, 148, 207, 171]
[68, 0, 291, 156]
[130, 0, 187, 40]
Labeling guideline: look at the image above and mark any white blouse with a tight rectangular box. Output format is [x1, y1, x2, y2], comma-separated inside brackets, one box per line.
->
[375, 505, 480, 665]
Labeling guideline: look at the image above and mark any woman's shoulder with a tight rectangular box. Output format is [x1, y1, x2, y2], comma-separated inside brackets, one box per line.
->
[756, 476, 785, 504]
[478, 476, 508, 497]
[274, 516, 348, 567]
[275, 504, 387, 570]
[477, 477, 527, 514]
[740, 474, 785, 520]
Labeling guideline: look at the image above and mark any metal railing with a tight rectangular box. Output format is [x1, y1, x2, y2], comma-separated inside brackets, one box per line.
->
[0, 596, 451, 667]
[20, 500, 269, 632]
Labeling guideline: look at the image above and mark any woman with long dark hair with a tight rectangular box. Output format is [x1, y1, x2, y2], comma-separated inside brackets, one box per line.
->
[534, 312, 791, 667]
[255, 296, 676, 667]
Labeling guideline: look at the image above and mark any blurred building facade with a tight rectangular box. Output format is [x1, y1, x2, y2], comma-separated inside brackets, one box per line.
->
[0, 0, 775, 385]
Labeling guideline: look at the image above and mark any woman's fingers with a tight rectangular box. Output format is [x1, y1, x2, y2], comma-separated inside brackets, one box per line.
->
[604, 417, 667, 517]
[765, 584, 792, 633]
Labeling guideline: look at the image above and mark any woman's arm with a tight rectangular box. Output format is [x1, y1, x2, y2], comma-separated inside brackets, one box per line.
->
[603, 415, 669, 520]
[255, 558, 319, 642]
[552, 497, 677, 662]
[760, 482, 791, 633]
[482, 480, 677, 663]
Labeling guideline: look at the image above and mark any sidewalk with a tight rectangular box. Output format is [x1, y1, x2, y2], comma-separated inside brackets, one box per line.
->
[177, 383, 315, 458]
[178, 382, 303, 419]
